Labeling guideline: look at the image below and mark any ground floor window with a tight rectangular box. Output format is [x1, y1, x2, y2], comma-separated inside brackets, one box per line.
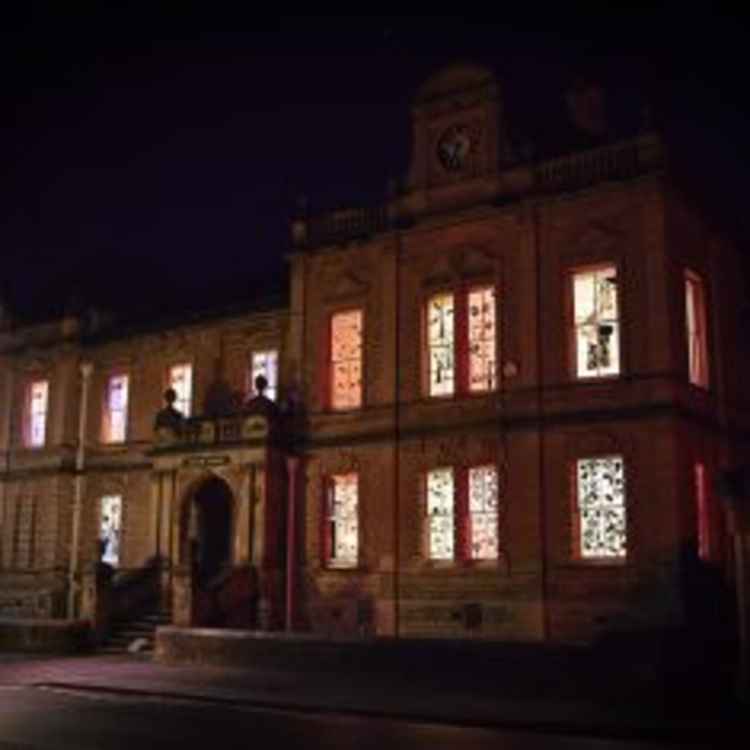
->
[326, 473, 359, 568]
[100, 494, 122, 567]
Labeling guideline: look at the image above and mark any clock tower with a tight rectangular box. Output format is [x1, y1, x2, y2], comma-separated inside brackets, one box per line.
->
[400, 62, 515, 217]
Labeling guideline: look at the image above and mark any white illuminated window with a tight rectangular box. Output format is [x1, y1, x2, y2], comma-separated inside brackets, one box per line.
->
[169, 363, 193, 417]
[330, 310, 363, 411]
[468, 465, 499, 560]
[685, 270, 709, 388]
[100, 494, 122, 567]
[26, 380, 49, 448]
[327, 473, 358, 568]
[575, 456, 626, 559]
[427, 467, 455, 560]
[428, 293, 456, 397]
[104, 374, 129, 443]
[250, 350, 279, 401]
[572, 266, 620, 378]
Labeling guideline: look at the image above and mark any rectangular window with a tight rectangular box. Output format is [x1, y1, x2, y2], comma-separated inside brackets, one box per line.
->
[100, 494, 122, 567]
[572, 265, 620, 378]
[694, 462, 711, 561]
[427, 467, 455, 560]
[26, 380, 49, 448]
[104, 374, 129, 443]
[467, 286, 497, 393]
[428, 292, 456, 397]
[468, 465, 499, 560]
[326, 473, 358, 568]
[685, 270, 709, 388]
[330, 310, 363, 411]
[169, 363, 193, 417]
[250, 350, 279, 401]
[575, 455, 627, 559]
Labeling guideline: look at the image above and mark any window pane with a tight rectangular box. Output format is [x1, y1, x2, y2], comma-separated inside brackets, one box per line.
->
[169, 364, 192, 417]
[100, 494, 122, 567]
[251, 350, 279, 401]
[106, 374, 129, 443]
[330, 310, 363, 410]
[427, 467, 454, 560]
[694, 463, 710, 561]
[573, 267, 619, 378]
[576, 456, 626, 559]
[29, 380, 49, 448]
[428, 293, 455, 397]
[469, 465, 498, 559]
[468, 287, 497, 392]
[328, 473, 358, 567]
[685, 271, 709, 388]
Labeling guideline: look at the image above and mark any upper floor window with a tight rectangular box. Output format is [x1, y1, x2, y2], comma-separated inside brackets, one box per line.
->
[250, 350, 279, 401]
[574, 455, 627, 560]
[25, 380, 49, 448]
[330, 309, 363, 411]
[427, 285, 497, 398]
[100, 494, 122, 567]
[685, 270, 709, 388]
[572, 265, 620, 378]
[426, 464, 500, 562]
[169, 363, 193, 417]
[103, 374, 129, 443]
[325, 473, 359, 568]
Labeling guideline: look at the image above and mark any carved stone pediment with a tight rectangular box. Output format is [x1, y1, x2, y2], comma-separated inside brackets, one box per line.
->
[565, 218, 627, 258]
[322, 262, 372, 303]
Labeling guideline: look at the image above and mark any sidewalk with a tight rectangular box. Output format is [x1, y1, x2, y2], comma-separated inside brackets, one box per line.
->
[0, 651, 744, 742]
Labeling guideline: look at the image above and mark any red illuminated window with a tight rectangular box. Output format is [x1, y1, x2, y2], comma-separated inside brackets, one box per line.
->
[426, 285, 497, 398]
[24, 380, 49, 448]
[685, 270, 709, 388]
[168, 363, 193, 417]
[330, 310, 363, 411]
[570, 265, 620, 379]
[325, 473, 359, 568]
[103, 374, 129, 443]
[425, 465, 499, 562]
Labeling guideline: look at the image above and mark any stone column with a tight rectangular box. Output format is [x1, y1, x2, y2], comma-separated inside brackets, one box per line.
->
[285, 456, 299, 632]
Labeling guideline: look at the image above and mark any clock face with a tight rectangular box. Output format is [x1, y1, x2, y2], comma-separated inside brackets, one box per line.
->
[437, 124, 474, 171]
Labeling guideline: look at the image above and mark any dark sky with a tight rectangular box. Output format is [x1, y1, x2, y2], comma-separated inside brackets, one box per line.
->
[3, 10, 749, 326]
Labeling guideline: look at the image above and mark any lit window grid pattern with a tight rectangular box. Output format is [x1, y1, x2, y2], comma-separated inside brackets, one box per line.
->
[573, 266, 620, 378]
[685, 271, 709, 388]
[428, 293, 455, 397]
[100, 494, 122, 567]
[576, 456, 627, 559]
[106, 374, 129, 443]
[28, 380, 49, 448]
[251, 350, 279, 401]
[469, 465, 499, 560]
[328, 473, 359, 567]
[169, 364, 193, 417]
[330, 310, 363, 410]
[427, 467, 455, 560]
[468, 287, 497, 392]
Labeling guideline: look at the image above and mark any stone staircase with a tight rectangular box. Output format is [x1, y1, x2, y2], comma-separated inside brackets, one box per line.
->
[99, 609, 172, 655]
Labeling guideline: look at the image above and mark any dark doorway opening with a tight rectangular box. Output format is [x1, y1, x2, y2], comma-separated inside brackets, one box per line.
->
[191, 477, 232, 585]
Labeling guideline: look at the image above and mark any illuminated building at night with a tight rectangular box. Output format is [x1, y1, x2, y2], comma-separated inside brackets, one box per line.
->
[0, 63, 745, 648]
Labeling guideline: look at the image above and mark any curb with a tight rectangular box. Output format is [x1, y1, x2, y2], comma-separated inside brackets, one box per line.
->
[30, 681, 739, 744]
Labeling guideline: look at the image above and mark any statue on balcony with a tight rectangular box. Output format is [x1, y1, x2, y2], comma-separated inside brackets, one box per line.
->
[154, 388, 185, 435]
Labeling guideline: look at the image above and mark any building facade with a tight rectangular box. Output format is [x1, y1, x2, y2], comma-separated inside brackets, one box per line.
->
[1, 64, 746, 644]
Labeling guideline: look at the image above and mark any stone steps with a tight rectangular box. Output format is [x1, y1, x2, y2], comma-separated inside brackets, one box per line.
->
[100, 610, 171, 655]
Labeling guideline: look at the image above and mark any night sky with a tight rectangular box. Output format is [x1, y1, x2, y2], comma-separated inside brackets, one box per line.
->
[4, 10, 749, 327]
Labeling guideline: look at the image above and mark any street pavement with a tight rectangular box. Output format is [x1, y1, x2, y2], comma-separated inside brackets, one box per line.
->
[0, 652, 744, 744]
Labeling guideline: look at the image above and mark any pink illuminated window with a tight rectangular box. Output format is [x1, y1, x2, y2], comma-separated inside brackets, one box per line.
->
[25, 380, 49, 448]
[468, 465, 499, 560]
[103, 374, 129, 443]
[572, 265, 620, 378]
[427, 467, 455, 560]
[169, 363, 193, 417]
[685, 270, 709, 388]
[330, 310, 363, 410]
[250, 350, 278, 401]
[468, 287, 497, 393]
[326, 473, 359, 568]
[694, 462, 711, 561]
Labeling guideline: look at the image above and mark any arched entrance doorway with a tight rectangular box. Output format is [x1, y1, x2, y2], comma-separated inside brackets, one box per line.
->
[185, 476, 233, 586]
